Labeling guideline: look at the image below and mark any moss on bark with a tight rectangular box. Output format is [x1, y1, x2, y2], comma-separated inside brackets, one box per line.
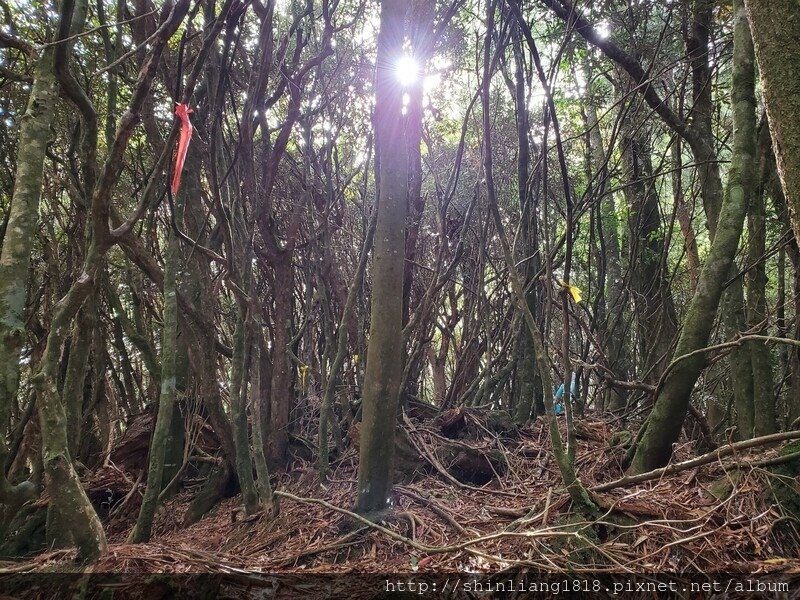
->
[128, 187, 184, 543]
[630, 0, 757, 473]
[745, 0, 800, 250]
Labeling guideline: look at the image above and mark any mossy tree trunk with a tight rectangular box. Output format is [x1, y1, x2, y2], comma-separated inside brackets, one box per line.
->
[747, 147, 775, 435]
[769, 147, 800, 428]
[268, 253, 293, 465]
[0, 0, 110, 561]
[723, 278, 755, 437]
[128, 185, 185, 543]
[685, 0, 755, 438]
[33, 244, 109, 560]
[63, 300, 94, 457]
[250, 337, 276, 512]
[629, 0, 757, 473]
[744, 0, 800, 431]
[6, 0, 190, 558]
[355, 0, 410, 516]
[745, 0, 800, 250]
[228, 275, 260, 514]
[0, 45, 58, 512]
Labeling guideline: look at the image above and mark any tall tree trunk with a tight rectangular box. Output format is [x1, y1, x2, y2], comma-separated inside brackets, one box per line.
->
[619, 120, 677, 384]
[268, 254, 293, 465]
[723, 277, 755, 437]
[355, 0, 409, 516]
[747, 155, 776, 435]
[229, 303, 260, 514]
[745, 0, 800, 249]
[63, 300, 94, 456]
[128, 186, 184, 543]
[228, 214, 260, 513]
[319, 203, 377, 480]
[686, 0, 754, 436]
[509, 21, 541, 424]
[766, 137, 800, 427]
[250, 334, 276, 512]
[0, 44, 58, 511]
[671, 140, 701, 292]
[499, 0, 598, 516]
[585, 82, 628, 412]
[630, 0, 757, 472]
[3, 0, 109, 561]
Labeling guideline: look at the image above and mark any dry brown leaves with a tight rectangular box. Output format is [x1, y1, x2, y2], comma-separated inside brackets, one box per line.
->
[6, 411, 800, 576]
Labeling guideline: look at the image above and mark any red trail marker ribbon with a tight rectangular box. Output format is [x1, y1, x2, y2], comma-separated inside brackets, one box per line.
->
[171, 103, 194, 195]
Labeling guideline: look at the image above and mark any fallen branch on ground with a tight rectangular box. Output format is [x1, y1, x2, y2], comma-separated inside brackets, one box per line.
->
[593, 430, 800, 492]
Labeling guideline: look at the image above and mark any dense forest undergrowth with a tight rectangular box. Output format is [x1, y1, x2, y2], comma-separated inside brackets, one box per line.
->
[2, 406, 800, 579]
[2, 0, 800, 591]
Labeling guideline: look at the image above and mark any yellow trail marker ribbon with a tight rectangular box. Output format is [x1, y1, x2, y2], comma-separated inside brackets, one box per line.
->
[299, 364, 309, 391]
[557, 279, 583, 304]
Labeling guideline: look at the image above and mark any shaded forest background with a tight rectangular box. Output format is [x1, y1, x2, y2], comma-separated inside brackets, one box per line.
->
[1, 0, 800, 574]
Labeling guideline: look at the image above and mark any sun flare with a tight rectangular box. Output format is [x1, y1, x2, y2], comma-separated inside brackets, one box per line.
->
[394, 55, 419, 87]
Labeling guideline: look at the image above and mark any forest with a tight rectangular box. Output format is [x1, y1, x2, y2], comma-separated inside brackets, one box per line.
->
[1, 0, 800, 595]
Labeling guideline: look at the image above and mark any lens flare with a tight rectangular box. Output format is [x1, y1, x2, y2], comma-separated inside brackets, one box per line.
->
[395, 55, 419, 87]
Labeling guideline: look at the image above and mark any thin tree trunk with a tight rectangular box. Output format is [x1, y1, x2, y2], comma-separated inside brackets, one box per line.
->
[747, 171, 776, 435]
[319, 200, 377, 480]
[672, 140, 701, 292]
[500, 0, 598, 516]
[128, 188, 184, 543]
[724, 277, 755, 437]
[63, 301, 94, 456]
[584, 81, 628, 413]
[508, 20, 542, 424]
[251, 337, 276, 512]
[619, 118, 676, 385]
[229, 303, 260, 514]
[686, 0, 755, 435]
[268, 255, 293, 465]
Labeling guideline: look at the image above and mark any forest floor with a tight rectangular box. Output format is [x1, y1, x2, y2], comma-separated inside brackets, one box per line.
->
[1, 408, 799, 597]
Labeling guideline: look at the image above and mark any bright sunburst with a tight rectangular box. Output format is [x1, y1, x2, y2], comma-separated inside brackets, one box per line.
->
[394, 55, 419, 87]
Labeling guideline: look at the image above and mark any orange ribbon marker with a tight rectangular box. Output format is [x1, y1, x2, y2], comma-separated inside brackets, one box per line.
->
[171, 103, 194, 195]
